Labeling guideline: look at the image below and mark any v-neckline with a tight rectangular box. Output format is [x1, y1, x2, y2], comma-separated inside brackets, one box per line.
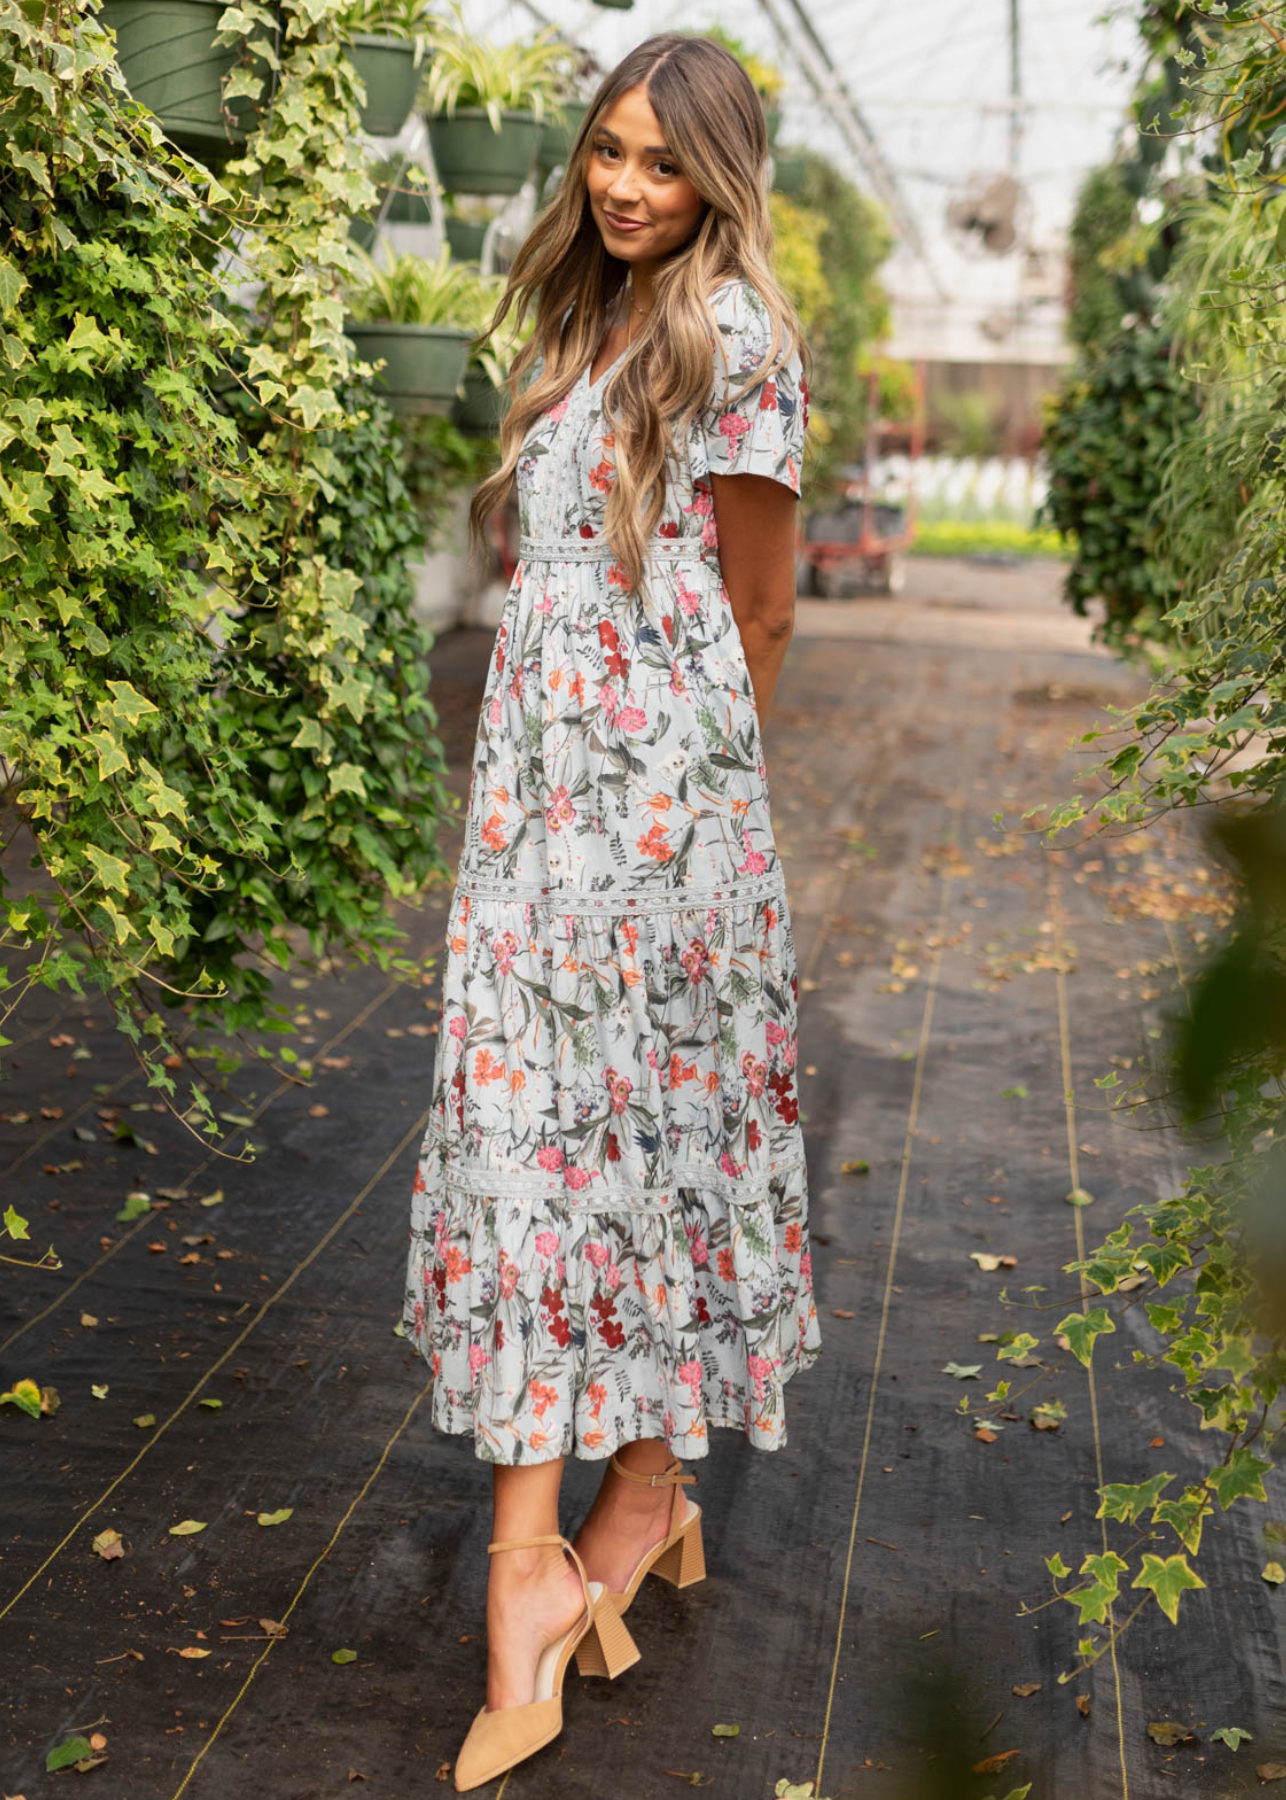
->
[584, 343, 629, 391]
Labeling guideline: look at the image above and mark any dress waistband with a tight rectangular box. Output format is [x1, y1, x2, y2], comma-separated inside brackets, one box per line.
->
[518, 534, 716, 563]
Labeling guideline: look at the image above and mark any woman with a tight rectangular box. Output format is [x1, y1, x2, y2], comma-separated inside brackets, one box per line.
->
[403, 30, 823, 1791]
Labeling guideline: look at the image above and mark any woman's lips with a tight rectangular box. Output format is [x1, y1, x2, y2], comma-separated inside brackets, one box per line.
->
[603, 211, 648, 233]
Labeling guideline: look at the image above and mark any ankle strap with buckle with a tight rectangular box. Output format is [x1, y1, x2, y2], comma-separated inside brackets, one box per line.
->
[608, 1454, 697, 1488]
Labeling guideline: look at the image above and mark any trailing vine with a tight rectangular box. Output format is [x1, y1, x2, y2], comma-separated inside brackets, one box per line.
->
[1011, 0, 1286, 1679]
[1, 0, 450, 1182]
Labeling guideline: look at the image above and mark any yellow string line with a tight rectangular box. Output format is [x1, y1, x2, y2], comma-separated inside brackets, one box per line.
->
[1050, 866, 1129, 1799]
[167, 1374, 435, 1799]
[0, 1106, 431, 1622]
[813, 868, 954, 1799]
[0, 974, 409, 1357]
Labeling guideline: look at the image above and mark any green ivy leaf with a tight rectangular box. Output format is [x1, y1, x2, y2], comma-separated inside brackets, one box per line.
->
[1206, 1448, 1273, 1510]
[1066, 1551, 1128, 1625]
[1130, 1551, 1205, 1624]
[1055, 1307, 1115, 1366]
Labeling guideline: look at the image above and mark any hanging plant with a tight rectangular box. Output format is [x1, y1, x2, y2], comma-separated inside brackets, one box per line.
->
[419, 10, 566, 194]
[1, 0, 452, 1158]
[335, 0, 434, 137]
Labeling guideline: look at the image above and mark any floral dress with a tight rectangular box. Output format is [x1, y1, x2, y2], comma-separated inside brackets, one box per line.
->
[403, 276, 822, 1464]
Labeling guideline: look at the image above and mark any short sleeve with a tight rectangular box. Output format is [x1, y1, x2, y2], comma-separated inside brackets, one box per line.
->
[700, 279, 808, 496]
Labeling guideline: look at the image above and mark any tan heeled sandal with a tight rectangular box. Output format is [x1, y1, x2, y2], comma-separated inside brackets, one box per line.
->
[452, 1532, 640, 1793]
[575, 1455, 705, 1656]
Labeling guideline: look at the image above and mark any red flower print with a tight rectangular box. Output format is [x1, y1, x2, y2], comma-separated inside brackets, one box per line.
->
[481, 811, 507, 851]
[606, 1131, 621, 1162]
[695, 1293, 711, 1327]
[759, 378, 778, 411]
[717, 1246, 736, 1283]
[588, 458, 615, 493]
[784, 1223, 803, 1254]
[579, 522, 596, 538]
[662, 614, 674, 643]
[747, 1117, 762, 1151]
[598, 619, 629, 682]
[658, 519, 679, 537]
[769, 1068, 798, 1124]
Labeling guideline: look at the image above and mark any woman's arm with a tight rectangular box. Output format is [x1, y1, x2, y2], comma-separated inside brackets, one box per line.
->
[709, 470, 799, 722]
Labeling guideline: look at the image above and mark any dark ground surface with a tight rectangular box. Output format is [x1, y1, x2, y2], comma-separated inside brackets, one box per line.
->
[3, 559, 1284, 1800]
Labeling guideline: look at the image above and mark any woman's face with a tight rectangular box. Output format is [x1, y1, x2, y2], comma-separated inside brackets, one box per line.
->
[584, 83, 706, 268]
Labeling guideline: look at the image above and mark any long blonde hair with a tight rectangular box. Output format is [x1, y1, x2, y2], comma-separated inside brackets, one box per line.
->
[468, 32, 809, 595]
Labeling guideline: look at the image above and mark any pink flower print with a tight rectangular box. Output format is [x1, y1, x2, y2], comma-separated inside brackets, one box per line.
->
[488, 696, 503, 724]
[548, 397, 569, 423]
[536, 1145, 564, 1172]
[670, 667, 687, 696]
[765, 1020, 787, 1047]
[585, 1241, 609, 1268]
[746, 1352, 779, 1401]
[604, 1067, 633, 1114]
[676, 1358, 703, 1403]
[740, 1051, 767, 1097]
[535, 1230, 559, 1259]
[433, 1207, 449, 1259]
[498, 1251, 519, 1299]
[533, 590, 553, 614]
[718, 409, 751, 457]
[605, 1260, 622, 1292]
[492, 929, 520, 975]
[690, 1233, 709, 1267]
[719, 1150, 743, 1178]
[738, 846, 768, 875]
[468, 1342, 491, 1381]
[617, 706, 648, 733]
[800, 1250, 813, 1286]
[677, 577, 702, 617]
[681, 938, 709, 984]
[564, 1165, 592, 1191]
[646, 1047, 661, 1071]
[702, 511, 719, 549]
[598, 681, 621, 718]
[545, 785, 575, 832]
[555, 1256, 566, 1283]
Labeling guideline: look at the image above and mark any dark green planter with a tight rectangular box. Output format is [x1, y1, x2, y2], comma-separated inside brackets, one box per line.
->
[452, 364, 508, 437]
[591, 0, 635, 8]
[345, 322, 472, 416]
[348, 33, 420, 138]
[444, 216, 488, 262]
[536, 99, 589, 172]
[771, 150, 810, 197]
[349, 175, 436, 248]
[426, 108, 542, 196]
[763, 103, 782, 145]
[102, 0, 269, 161]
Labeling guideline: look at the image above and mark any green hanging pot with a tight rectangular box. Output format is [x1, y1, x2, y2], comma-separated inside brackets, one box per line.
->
[101, 0, 269, 162]
[347, 33, 421, 139]
[763, 103, 782, 145]
[344, 322, 473, 416]
[452, 364, 508, 437]
[591, 0, 635, 9]
[444, 216, 488, 262]
[771, 150, 810, 197]
[426, 108, 542, 196]
[535, 99, 589, 173]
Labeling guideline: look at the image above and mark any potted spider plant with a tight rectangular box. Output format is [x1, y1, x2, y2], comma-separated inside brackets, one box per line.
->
[447, 270, 531, 437]
[344, 248, 477, 415]
[101, 0, 275, 162]
[337, 0, 433, 138]
[420, 17, 565, 195]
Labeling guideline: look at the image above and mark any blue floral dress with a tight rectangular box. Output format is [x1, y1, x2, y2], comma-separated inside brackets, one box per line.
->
[403, 276, 822, 1464]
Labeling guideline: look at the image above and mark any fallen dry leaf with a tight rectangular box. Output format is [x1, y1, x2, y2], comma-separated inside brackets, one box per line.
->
[970, 1252, 1017, 1272]
[171, 1647, 211, 1659]
[1012, 1682, 1041, 1697]
[1257, 1765, 1286, 1782]
[92, 1528, 124, 1561]
[1147, 1721, 1196, 1747]
[971, 1749, 1020, 1775]
[831, 1309, 855, 1320]
[1076, 1694, 1091, 1718]
[975, 1427, 998, 1444]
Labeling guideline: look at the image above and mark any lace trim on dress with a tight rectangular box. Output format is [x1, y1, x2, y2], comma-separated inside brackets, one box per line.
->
[453, 868, 787, 914]
[518, 534, 719, 564]
[423, 1117, 807, 1214]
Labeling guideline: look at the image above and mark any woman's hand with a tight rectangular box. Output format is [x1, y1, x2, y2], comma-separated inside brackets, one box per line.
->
[709, 471, 799, 723]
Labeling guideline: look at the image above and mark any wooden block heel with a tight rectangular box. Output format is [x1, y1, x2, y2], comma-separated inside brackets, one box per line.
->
[574, 1456, 707, 1675]
[574, 1591, 642, 1679]
[651, 1509, 705, 1589]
